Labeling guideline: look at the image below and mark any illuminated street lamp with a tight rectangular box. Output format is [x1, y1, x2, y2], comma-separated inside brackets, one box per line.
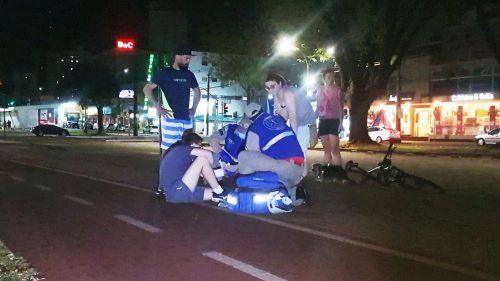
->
[275, 35, 314, 95]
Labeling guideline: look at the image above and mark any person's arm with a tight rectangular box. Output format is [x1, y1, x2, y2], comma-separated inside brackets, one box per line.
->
[209, 128, 226, 153]
[191, 147, 214, 164]
[189, 87, 201, 117]
[284, 90, 298, 133]
[143, 83, 173, 117]
[245, 131, 260, 151]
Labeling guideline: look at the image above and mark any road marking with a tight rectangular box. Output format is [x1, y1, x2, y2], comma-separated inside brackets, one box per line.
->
[202, 251, 287, 281]
[113, 214, 162, 233]
[203, 204, 498, 281]
[9, 175, 25, 182]
[10, 160, 155, 194]
[8, 159, 498, 281]
[34, 184, 51, 192]
[64, 195, 94, 206]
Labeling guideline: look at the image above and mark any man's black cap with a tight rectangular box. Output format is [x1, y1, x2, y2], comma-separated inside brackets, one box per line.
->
[175, 46, 196, 56]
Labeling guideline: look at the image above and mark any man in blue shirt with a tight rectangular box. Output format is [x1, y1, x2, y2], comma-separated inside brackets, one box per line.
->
[143, 47, 201, 151]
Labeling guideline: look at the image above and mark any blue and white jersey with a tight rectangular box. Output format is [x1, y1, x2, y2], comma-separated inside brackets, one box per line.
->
[247, 112, 303, 160]
[218, 124, 247, 164]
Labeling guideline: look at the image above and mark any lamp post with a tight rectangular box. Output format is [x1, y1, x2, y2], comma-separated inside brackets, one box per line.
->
[275, 36, 335, 96]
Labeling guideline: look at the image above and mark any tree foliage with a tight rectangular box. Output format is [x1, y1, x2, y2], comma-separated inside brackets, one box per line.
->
[68, 63, 119, 134]
[207, 54, 267, 103]
[319, 0, 471, 143]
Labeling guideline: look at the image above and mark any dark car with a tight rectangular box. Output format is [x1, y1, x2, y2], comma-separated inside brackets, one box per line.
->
[31, 124, 70, 136]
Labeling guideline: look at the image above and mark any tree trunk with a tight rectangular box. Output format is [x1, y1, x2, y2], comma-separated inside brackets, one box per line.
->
[97, 104, 104, 134]
[348, 88, 374, 143]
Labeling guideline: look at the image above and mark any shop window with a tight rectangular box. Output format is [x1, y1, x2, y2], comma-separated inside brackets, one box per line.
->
[458, 68, 470, 77]
[471, 77, 492, 92]
[431, 71, 442, 79]
[201, 55, 209, 66]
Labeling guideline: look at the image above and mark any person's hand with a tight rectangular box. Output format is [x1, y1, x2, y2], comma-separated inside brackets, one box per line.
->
[189, 108, 196, 118]
[157, 105, 173, 117]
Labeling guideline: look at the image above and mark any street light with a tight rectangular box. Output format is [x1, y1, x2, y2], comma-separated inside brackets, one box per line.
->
[275, 35, 314, 95]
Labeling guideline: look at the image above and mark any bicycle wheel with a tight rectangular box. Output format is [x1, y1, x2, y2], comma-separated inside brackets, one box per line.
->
[345, 168, 384, 188]
[398, 174, 445, 194]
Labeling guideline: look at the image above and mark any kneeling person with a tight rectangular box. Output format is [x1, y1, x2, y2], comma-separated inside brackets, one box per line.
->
[159, 133, 225, 203]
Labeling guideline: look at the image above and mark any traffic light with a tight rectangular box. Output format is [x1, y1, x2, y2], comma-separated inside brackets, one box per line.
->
[223, 102, 229, 115]
[8, 99, 14, 107]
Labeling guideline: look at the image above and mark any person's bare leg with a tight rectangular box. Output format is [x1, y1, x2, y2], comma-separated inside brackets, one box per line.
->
[330, 135, 342, 166]
[182, 157, 220, 191]
[320, 135, 332, 164]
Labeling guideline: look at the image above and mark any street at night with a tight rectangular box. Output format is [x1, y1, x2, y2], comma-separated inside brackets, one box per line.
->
[1, 136, 499, 280]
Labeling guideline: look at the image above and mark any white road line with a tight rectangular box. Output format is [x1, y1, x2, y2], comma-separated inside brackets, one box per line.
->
[202, 204, 498, 281]
[8, 159, 498, 281]
[10, 160, 154, 194]
[34, 184, 51, 192]
[64, 195, 94, 206]
[9, 175, 25, 182]
[202, 251, 287, 281]
[113, 214, 162, 233]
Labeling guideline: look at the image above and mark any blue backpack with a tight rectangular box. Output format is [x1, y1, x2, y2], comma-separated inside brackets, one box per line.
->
[225, 172, 293, 214]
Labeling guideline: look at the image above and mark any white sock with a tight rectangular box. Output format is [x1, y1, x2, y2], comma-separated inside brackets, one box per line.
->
[213, 185, 224, 194]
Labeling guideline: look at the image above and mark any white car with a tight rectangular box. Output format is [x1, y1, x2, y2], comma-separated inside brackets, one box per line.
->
[368, 126, 401, 143]
[143, 125, 159, 134]
[475, 128, 500, 146]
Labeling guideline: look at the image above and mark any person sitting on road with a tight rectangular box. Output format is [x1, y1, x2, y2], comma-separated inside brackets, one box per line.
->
[159, 132, 226, 203]
[237, 102, 309, 205]
[209, 116, 252, 177]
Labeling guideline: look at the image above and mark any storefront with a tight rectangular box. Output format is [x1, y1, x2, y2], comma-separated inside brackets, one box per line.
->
[369, 92, 499, 139]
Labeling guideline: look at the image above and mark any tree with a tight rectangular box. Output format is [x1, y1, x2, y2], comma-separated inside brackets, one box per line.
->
[207, 54, 267, 103]
[319, 0, 470, 143]
[68, 63, 119, 134]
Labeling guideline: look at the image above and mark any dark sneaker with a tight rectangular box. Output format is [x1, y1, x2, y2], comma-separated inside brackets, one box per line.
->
[155, 187, 164, 196]
[212, 192, 227, 203]
[295, 185, 311, 206]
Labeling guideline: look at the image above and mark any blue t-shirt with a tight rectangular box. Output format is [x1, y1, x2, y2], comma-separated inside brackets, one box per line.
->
[159, 145, 195, 188]
[153, 67, 199, 120]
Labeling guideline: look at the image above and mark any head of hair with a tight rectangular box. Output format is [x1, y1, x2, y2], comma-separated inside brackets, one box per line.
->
[322, 68, 336, 77]
[265, 72, 287, 86]
[181, 132, 203, 146]
[163, 131, 202, 158]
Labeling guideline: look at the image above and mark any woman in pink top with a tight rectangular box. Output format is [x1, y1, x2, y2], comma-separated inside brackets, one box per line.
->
[316, 68, 343, 166]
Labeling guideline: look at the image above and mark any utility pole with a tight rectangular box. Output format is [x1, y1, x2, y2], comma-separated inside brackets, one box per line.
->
[205, 72, 211, 136]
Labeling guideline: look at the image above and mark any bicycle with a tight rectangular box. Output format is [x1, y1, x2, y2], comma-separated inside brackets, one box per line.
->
[344, 143, 445, 193]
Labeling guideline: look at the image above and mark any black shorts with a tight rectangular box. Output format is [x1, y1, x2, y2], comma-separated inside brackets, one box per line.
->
[318, 118, 340, 136]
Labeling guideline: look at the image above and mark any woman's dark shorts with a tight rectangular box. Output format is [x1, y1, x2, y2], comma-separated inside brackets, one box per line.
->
[318, 118, 340, 136]
[164, 179, 205, 203]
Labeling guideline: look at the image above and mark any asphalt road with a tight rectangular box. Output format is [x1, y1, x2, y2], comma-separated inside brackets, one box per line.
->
[1, 136, 499, 281]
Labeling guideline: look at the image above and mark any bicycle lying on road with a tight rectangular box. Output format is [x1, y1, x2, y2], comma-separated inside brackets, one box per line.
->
[344, 143, 445, 193]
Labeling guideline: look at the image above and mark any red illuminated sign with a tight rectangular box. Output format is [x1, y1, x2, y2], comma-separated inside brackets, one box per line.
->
[116, 39, 135, 51]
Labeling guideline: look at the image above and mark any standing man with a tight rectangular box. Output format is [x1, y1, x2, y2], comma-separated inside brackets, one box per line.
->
[143, 47, 201, 152]
[143, 47, 201, 195]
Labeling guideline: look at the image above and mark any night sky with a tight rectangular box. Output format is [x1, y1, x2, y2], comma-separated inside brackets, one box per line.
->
[0, 0, 273, 79]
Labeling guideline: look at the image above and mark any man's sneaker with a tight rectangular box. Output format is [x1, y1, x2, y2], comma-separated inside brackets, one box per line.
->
[295, 184, 311, 206]
[212, 191, 227, 203]
[155, 187, 164, 197]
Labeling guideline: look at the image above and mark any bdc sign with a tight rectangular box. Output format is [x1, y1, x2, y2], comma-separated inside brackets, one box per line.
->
[116, 39, 135, 51]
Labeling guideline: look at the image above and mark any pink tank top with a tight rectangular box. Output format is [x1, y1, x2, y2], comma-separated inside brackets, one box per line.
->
[316, 85, 342, 119]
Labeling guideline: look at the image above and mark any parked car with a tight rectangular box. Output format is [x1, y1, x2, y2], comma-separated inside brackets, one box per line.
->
[31, 124, 70, 137]
[143, 125, 159, 134]
[106, 124, 116, 130]
[65, 121, 79, 129]
[475, 128, 500, 146]
[368, 126, 401, 143]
